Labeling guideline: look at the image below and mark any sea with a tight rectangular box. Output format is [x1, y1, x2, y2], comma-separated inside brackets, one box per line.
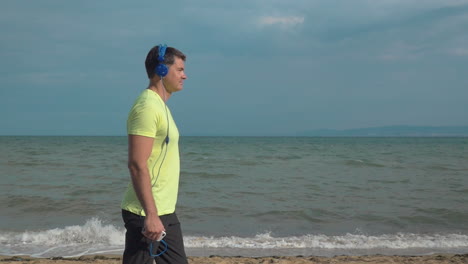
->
[0, 136, 467, 258]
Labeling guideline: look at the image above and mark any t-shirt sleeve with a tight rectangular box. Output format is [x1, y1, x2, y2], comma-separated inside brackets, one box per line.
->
[127, 102, 159, 138]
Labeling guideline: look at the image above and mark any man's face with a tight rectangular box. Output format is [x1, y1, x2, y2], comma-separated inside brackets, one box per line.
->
[164, 57, 187, 93]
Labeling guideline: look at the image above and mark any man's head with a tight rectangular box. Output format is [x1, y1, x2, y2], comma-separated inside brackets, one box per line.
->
[145, 45, 186, 79]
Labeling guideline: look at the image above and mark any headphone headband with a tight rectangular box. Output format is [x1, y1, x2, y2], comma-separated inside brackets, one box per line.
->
[158, 44, 167, 62]
[155, 44, 168, 77]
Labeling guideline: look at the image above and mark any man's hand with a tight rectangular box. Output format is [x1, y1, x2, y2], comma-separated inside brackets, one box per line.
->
[142, 214, 166, 241]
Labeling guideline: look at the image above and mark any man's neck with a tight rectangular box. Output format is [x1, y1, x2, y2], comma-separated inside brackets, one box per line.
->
[148, 79, 171, 102]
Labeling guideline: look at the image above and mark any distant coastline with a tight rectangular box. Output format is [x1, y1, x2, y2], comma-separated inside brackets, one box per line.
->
[298, 126, 468, 137]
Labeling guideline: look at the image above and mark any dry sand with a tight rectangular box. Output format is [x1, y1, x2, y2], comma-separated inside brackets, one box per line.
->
[1, 254, 468, 264]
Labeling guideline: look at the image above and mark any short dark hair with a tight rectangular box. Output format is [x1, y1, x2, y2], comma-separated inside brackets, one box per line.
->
[145, 46, 186, 79]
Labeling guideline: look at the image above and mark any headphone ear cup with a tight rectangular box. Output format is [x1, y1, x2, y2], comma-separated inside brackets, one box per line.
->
[155, 64, 168, 77]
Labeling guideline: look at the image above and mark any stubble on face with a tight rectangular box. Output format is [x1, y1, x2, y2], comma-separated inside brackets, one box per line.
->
[166, 58, 187, 93]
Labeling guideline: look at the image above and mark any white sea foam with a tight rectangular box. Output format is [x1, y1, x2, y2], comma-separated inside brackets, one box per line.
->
[0, 218, 467, 258]
[185, 232, 468, 249]
[0, 218, 125, 258]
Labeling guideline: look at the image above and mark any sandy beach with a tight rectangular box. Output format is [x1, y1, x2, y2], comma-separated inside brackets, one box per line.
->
[1, 254, 468, 264]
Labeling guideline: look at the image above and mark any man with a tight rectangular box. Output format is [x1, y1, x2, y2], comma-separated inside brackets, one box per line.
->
[121, 44, 188, 264]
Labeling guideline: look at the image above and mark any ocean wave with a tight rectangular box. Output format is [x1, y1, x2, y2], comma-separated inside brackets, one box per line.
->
[186, 232, 468, 249]
[0, 218, 467, 258]
[344, 159, 385, 168]
[189, 172, 238, 179]
[0, 218, 124, 258]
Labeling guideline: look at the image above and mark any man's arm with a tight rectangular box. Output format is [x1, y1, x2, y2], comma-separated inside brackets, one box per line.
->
[127, 134, 165, 241]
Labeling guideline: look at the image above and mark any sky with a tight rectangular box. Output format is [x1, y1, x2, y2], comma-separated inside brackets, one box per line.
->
[1, 0, 468, 136]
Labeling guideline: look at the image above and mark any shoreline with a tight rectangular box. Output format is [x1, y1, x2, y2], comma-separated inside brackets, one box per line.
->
[2, 254, 468, 264]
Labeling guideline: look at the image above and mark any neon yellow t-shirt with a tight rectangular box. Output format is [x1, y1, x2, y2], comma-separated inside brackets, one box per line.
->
[121, 89, 180, 216]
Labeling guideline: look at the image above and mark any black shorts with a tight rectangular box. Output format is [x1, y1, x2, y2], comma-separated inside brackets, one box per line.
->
[122, 210, 188, 264]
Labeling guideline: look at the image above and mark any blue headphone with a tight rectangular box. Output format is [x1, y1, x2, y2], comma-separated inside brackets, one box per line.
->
[155, 44, 168, 77]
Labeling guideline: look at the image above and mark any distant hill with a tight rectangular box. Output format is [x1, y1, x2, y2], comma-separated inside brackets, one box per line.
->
[298, 126, 468, 137]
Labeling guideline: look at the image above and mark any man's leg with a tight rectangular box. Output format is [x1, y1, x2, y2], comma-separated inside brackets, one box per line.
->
[122, 210, 188, 264]
[154, 213, 188, 264]
[122, 210, 154, 264]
